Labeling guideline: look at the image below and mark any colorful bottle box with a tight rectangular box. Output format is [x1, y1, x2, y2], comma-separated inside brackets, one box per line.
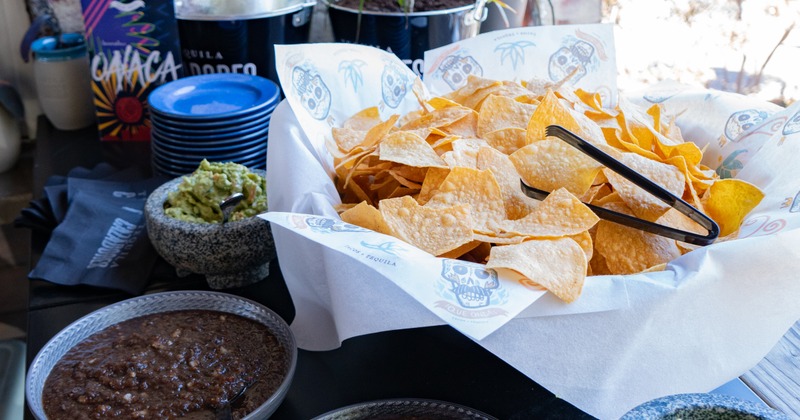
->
[80, 0, 183, 141]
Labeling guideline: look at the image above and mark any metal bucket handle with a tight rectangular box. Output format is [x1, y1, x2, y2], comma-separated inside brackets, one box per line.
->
[292, 1, 316, 27]
[466, 0, 489, 25]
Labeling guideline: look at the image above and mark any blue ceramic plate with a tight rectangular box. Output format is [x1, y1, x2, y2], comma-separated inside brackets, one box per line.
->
[148, 74, 280, 120]
[151, 150, 266, 172]
[149, 99, 277, 126]
[151, 112, 270, 136]
[620, 393, 789, 420]
[152, 137, 266, 161]
[151, 126, 269, 148]
[152, 134, 266, 154]
[151, 149, 267, 166]
[152, 122, 269, 143]
[150, 157, 199, 178]
[312, 399, 498, 420]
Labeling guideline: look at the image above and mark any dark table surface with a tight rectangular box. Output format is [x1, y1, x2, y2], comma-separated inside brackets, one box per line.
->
[25, 117, 593, 419]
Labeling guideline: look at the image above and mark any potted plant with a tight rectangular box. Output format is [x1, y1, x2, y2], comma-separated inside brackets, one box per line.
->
[324, 0, 502, 75]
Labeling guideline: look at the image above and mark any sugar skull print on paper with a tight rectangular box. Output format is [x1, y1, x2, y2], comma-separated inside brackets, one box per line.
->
[438, 54, 483, 90]
[292, 66, 331, 120]
[440, 260, 499, 309]
[548, 40, 594, 83]
[381, 61, 411, 109]
[724, 109, 770, 142]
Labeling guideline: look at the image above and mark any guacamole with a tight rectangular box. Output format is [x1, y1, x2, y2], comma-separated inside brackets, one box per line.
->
[164, 160, 267, 223]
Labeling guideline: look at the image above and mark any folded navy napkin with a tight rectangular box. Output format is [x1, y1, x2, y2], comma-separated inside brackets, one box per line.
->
[17, 163, 168, 295]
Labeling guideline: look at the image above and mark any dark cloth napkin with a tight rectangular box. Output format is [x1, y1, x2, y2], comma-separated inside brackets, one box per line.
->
[15, 163, 168, 295]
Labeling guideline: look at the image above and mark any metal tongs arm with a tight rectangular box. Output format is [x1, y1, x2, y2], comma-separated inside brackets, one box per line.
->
[520, 125, 720, 246]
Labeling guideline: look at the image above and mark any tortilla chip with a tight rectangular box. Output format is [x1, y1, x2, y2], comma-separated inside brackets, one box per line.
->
[486, 238, 588, 303]
[380, 196, 474, 256]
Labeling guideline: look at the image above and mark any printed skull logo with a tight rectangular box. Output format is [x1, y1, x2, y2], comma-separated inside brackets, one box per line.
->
[548, 40, 594, 83]
[292, 66, 331, 120]
[441, 260, 499, 308]
[381, 62, 410, 109]
[724, 109, 769, 141]
[438, 54, 483, 90]
[783, 110, 800, 136]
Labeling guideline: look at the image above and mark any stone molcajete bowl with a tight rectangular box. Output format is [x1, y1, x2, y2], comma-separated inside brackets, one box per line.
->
[144, 170, 275, 289]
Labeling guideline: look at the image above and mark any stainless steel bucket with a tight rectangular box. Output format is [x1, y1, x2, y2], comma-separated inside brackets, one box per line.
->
[175, 0, 316, 84]
[325, 1, 486, 75]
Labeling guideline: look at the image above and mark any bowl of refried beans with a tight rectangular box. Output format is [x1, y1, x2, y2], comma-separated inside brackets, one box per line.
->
[25, 290, 296, 419]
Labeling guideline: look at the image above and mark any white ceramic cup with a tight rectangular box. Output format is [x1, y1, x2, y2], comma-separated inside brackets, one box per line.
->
[31, 33, 96, 131]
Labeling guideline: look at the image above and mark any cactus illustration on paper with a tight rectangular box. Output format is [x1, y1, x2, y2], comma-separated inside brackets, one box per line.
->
[494, 41, 535, 71]
[361, 241, 403, 256]
[716, 149, 747, 179]
[338, 59, 367, 93]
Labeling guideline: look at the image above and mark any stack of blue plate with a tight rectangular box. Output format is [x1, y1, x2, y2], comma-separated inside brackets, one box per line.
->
[148, 73, 280, 177]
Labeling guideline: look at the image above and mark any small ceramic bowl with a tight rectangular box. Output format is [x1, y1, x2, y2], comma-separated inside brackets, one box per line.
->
[144, 170, 275, 289]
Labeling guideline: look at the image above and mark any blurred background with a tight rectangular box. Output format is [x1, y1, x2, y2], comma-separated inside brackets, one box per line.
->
[608, 0, 800, 107]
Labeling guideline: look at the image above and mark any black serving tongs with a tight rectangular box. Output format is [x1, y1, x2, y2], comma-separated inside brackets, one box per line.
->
[520, 125, 720, 246]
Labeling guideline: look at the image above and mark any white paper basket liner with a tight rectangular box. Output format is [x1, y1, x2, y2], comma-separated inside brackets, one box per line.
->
[264, 26, 800, 418]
